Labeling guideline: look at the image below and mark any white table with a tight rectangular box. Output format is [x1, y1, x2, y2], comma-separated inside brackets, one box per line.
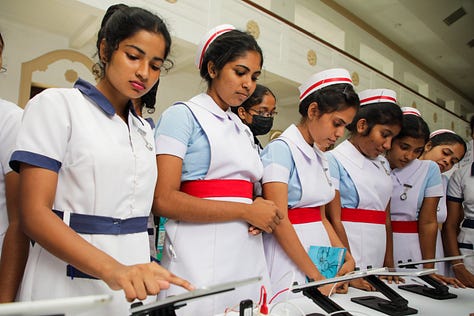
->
[218, 279, 474, 316]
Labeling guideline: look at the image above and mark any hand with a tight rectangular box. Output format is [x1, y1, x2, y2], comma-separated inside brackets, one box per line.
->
[337, 260, 355, 277]
[317, 283, 334, 296]
[334, 281, 349, 294]
[248, 225, 262, 236]
[430, 273, 465, 288]
[453, 265, 474, 288]
[349, 278, 376, 291]
[244, 197, 283, 233]
[332, 261, 355, 294]
[380, 275, 404, 284]
[102, 262, 193, 302]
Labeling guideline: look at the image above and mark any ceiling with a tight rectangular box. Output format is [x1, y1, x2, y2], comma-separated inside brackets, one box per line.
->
[1, 0, 473, 107]
[331, 0, 474, 105]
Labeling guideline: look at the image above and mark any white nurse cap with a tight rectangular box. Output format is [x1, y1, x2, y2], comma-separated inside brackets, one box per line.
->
[195, 24, 236, 69]
[358, 89, 397, 106]
[401, 107, 421, 117]
[429, 129, 456, 139]
[298, 68, 353, 102]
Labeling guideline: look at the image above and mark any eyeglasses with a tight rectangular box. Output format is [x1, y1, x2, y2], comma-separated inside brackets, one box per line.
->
[247, 108, 278, 118]
[0, 66, 6, 73]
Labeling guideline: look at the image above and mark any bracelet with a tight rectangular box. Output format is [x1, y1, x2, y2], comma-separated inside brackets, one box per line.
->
[451, 262, 464, 268]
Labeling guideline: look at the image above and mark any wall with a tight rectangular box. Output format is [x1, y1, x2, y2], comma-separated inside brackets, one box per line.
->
[0, 18, 96, 105]
[1, 0, 471, 140]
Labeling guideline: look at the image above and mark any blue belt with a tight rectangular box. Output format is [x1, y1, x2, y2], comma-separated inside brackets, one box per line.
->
[53, 210, 148, 235]
[54, 210, 150, 280]
[462, 218, 474, 229]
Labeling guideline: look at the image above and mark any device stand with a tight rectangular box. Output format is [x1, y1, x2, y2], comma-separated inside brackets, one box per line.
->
[300, 286, 352, 316]
[398, 274, 457, 300]
[351, 275, 417, 316]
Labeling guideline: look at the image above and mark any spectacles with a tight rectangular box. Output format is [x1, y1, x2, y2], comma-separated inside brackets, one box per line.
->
[247, 108, 278, 118]
[0, 66, 6, 73]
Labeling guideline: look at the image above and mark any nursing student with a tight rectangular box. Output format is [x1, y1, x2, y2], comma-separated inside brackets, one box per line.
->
[9, 6, 191, 315]
[0, 31, 29, 303]
[231, 83, 277, 150]
[419, 129, 466, 276]
[261, 69, 358, 298]
[153, 24, 282, 315]
[326, 89, 403, 291]
[444, 157, 474, 287]
[385, 108, 463, 286]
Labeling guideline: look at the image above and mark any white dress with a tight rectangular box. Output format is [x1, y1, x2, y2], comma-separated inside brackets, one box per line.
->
[390, 159, 443, 267]
[0, 99, 23, 256]
[435, 175, 449, 275]
[447, 163, 474, 273]
[157, 94, 269, 316]
[11, 79, 156, 316]
[261, 124, 335, 298]
[329, 140, 392, 270]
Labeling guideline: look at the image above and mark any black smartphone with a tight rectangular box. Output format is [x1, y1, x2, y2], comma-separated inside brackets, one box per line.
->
[239, 299, 253, 316]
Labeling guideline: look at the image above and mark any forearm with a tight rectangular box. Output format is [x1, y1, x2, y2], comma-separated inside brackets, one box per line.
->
[153, 189, 248, 223]
[384, 217, 394, 267]
[418, 221, 438, 268]
[0, 223, 29, 302]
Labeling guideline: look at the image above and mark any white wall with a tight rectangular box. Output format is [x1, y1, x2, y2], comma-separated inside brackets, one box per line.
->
[0, 18, 96, 104]
[1, 0, 471, 139]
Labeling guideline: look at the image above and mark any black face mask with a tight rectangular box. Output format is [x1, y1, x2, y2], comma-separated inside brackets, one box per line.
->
[248, 115, 274, 136]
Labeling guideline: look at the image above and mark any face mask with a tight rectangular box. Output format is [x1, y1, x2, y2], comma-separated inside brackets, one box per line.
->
[248, 115, 273, 136]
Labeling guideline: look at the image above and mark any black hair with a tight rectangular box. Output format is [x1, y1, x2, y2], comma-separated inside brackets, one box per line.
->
[298, 83, 359, 118]
[230, 84, 275, 114]
[346, 102, 403, 135]
[95, 4, 172, 78]
[394, 114, 430, 144]
[200, 29, 263, 86]
[141, 79, 159, 113]
[0, 32, 4, 51]
[470, 115, 474, 135]
[429, 132, 467, 158]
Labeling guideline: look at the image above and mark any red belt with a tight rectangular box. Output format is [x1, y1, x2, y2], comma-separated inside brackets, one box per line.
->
[180, 179, 253, 199]
[392, 220, 418, 233]
[341, 208, 385, 224]
[288, 207, 321, 224]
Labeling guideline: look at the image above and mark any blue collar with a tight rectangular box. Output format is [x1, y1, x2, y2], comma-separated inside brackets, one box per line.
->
[74, 78, 140, 121]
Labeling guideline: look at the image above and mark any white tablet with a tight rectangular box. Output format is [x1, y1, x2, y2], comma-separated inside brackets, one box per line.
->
[397, 255, 469, 268]
[129, 276, 262, 315]
[291, 270, 370, 292]
[368, 267, 437, 276]
[0, 294, 112, 316]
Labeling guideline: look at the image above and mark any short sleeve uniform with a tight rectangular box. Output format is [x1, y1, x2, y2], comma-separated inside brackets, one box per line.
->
[326, 140, 393, 269]
[0, 99, 23, 255]
[155, 93, 269, 316]
[447, 163, 474, 273]
[390, 159, 443, 265]
[260, 124, 334, 296]
[10, 79, 157, 316]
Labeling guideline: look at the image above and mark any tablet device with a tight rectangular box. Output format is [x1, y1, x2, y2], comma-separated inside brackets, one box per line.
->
[291, 270, 370, 292]
[397, 255, 469, 268]
[0, 294, 112, 316]
[129, 276, 262, 315]
[369, 267, 437, 276]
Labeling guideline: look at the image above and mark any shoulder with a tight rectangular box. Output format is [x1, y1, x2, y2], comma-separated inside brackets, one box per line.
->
[263, 139, 291, 155]
[0, 98, 23, 121]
